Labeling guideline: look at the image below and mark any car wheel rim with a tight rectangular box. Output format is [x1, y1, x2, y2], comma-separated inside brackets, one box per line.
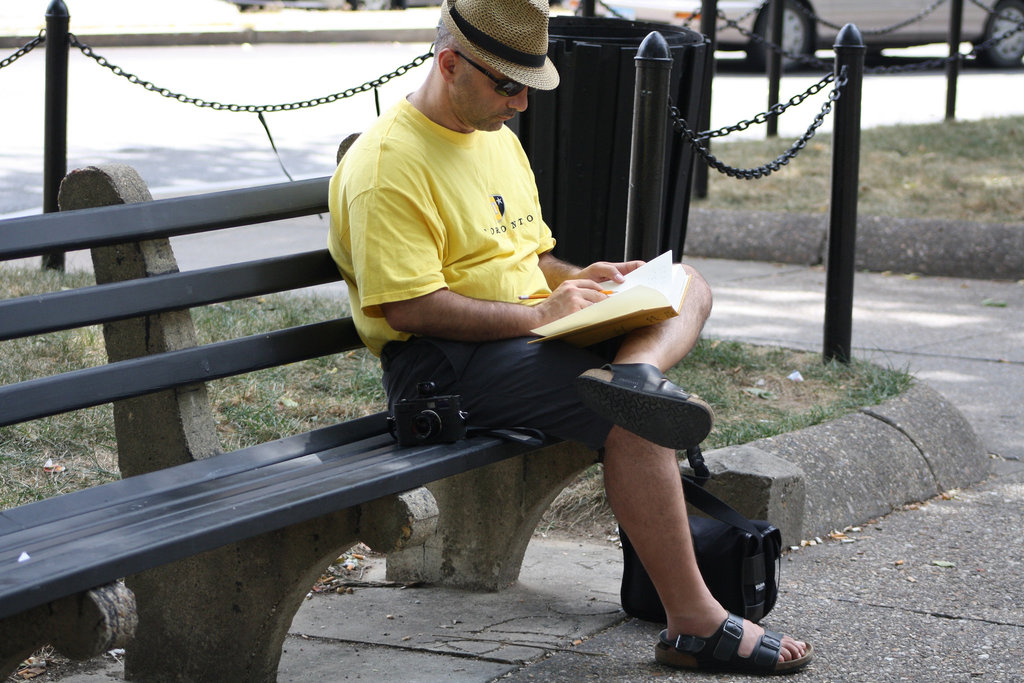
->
[782, 8, 807, 54]
[991, 6, 1024, 61]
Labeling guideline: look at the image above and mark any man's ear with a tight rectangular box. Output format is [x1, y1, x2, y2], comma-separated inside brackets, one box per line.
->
[435, 47, 459, 84]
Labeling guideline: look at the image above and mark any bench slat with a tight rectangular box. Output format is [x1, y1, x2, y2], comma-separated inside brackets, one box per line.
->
[0, 177, 330, 261]
[0, 431, 535, 619]
[0, 413, 390, 534]
[0, 250, 342, 341]
[0, 318, 362, 427]
[2, 435, 397, 559]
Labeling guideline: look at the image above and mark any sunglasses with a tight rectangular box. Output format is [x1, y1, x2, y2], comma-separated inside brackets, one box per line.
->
[454, 51, 527, 97]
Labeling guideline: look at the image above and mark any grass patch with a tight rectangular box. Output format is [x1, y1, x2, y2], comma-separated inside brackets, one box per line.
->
[1, 266, 909, 525]
[697, 115, 1024, 224]
[540, 339, 911, 535]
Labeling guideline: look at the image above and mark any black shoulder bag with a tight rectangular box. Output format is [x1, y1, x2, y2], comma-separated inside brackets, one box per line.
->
[618, 446, 782, 624]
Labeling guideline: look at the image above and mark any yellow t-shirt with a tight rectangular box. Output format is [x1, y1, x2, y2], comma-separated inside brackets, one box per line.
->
[328, 98, 556, 356]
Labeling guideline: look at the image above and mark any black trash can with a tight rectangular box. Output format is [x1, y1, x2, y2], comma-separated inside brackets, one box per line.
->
[511, 17, 709, 267]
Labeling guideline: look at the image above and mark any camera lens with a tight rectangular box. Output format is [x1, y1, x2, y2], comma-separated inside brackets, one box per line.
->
[412, 410, 442, 439]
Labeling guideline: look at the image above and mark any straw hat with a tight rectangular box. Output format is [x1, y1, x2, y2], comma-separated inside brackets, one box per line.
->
[441, 0, 560, 91]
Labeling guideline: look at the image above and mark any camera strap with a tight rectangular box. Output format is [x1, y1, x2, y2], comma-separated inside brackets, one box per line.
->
[468, 426, 547, 448]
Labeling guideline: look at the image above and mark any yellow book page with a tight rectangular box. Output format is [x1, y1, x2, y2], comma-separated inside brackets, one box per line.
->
[529, 252, 689, 345]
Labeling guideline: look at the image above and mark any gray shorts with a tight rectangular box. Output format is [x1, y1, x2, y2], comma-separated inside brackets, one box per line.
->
[380, 337, 616, 451]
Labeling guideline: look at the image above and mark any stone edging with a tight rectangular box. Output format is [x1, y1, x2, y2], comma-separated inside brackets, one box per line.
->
[685, 208, 1024, 281]
[688, 381, 990, 547]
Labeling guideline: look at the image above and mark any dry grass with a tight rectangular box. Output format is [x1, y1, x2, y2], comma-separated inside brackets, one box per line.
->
[539, 340, 911, 537]
[698, 115, 1024, 225]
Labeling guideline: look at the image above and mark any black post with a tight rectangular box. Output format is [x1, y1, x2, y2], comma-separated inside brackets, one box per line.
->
[823, 24, 864, 364]
[945, 0, 964, 120]
[624, 31, 673, 261]
[580, 0, 596, 18]
[766, 0, 784, 137]
[693, 0, 718, 199]
[43, 0, 70, 271]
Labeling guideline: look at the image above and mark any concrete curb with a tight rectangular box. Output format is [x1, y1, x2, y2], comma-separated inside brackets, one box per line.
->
[686, 208, 1024, 281]
[696, 381, 992, 548]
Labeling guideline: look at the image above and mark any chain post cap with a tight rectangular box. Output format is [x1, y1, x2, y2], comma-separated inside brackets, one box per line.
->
[834, 23, 865, 49]
[636, 31, 672, 63]
[45, 0, 69, 18]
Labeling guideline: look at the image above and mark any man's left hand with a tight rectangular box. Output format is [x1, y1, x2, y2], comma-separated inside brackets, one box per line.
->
[576, 260, 645, 285]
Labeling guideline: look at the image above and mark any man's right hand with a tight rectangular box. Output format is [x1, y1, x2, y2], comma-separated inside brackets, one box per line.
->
[532, 279, 610, 326]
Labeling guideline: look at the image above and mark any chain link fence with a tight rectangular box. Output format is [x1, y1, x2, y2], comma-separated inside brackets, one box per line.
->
[716, 0, 1024, 74]
[5, 1, 1020, 188]
[0, 31, 44, 72]
[2, 28, 433, 182]
[671, 67, 846, 179]
[69, 35, 434, 114]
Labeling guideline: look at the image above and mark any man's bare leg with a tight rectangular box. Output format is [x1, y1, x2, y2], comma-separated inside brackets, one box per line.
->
[594, 266, 807, 663]
[602, 426, 808, 664]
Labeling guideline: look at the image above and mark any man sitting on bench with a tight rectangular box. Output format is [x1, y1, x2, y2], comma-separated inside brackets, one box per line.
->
[327, 0, 811, 674]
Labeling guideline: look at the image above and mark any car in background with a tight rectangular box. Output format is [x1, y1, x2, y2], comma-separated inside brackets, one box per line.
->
[227, 0, 439, 10]
[572, 0, 1024, 69]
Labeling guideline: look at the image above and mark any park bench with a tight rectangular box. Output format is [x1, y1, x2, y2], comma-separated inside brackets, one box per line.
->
[0, 162, 598, 680]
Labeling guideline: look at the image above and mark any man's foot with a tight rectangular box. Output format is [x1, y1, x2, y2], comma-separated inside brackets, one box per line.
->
[575, 363, 713, 449]
[655, 613, 812, 674]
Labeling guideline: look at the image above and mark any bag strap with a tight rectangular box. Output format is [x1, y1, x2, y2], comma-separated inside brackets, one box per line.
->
[685, 444, 711, 486]
[682, 444, 762, 539]
[681, 475, 764, 541]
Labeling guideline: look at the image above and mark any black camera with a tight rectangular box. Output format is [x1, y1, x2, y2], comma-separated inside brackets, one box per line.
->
[389, 382, 468, 446]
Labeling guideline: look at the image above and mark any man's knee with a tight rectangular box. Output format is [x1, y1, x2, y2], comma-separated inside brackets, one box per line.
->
[682, 264, 713, 322]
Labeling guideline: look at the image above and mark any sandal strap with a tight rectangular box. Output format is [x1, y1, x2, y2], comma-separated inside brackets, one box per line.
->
[752, 629, 784, 668]
[665, 614, 782, 672]
[712, 613, 744, 661]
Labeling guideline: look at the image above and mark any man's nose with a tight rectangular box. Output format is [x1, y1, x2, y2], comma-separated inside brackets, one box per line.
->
[509, 87, 529, 112]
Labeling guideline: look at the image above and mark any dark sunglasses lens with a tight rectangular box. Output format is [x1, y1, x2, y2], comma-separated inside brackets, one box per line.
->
[497, 80, 526, 97]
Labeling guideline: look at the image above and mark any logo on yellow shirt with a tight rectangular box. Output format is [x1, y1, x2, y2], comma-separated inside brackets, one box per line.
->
[490, 195, 506, 222]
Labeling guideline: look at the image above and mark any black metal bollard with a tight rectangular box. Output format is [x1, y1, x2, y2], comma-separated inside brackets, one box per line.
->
[693, 0, 718, 199]
[946, 0, 964, 120]
[624, 31, 673, 261]
[43, 0, 70, 272]
[823, 24, 864, 364]
[766, 0, 784, 137]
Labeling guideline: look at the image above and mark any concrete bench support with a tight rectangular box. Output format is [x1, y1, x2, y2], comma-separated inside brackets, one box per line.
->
[387, 441, 599, 590]
[0, 583, 136, 677]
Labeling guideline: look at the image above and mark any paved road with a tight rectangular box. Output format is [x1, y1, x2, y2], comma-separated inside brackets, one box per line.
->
[2, 40, 1023, 215]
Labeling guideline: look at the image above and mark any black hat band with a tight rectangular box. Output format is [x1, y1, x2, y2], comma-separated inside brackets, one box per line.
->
[448, 4, 547, 68]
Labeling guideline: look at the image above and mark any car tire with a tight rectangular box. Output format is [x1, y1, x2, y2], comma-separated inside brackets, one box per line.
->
[747, 0, 816, 71]
[977, 0, 1024, 68]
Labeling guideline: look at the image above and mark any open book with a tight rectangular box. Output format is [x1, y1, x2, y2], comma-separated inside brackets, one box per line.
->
[529, 251, 691, 347]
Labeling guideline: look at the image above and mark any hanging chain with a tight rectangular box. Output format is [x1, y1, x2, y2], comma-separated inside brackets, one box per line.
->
[0, 31, 45, 71]
[671, 66, 846, 180]
[694, 70, 836, 142]
[68, 34, 433, 113]
[721, 0, 768, 30]
[794, 0, 951, 35]
[715, 9, 833, 70]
